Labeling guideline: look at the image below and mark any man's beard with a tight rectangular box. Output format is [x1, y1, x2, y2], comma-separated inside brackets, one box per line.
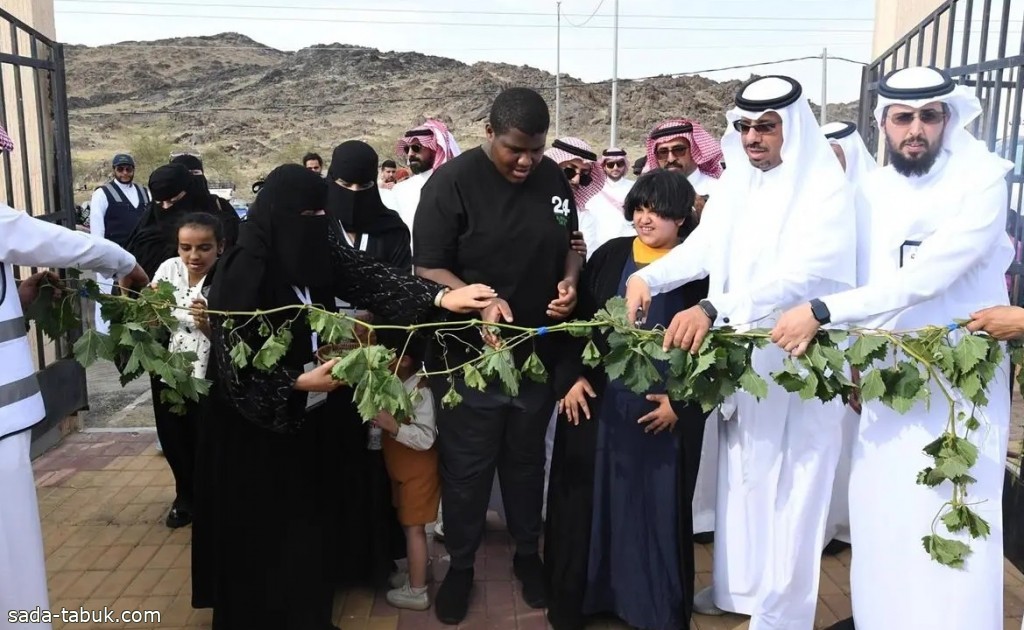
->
[408, 159, 429, 175]
[888, 135, 940, 177]
[606, 169, 623, 182]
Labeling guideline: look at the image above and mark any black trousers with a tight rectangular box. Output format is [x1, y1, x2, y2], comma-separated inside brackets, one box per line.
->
[433, 378, 555, 570]
[151, 376, 199, 510]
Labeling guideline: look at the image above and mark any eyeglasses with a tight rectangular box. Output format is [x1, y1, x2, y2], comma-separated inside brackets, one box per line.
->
[888, 109, 946, 126]
[114, 165, 134, 172]
[655, 145, 688, 160]
[604, 160, 626, 168]
[563, 166, 593, 186]
[732, 120, 779, 135]
[405, 144, 423, 154]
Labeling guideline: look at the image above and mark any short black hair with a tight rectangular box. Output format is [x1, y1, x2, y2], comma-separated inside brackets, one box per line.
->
[623, 169, 696, 225]
[632, 156, 646, 176]
[381, 159, 397, 169]
[302, 152, 323, 167]
[177, 211, 225, 243]
[489, 87, 550, 136]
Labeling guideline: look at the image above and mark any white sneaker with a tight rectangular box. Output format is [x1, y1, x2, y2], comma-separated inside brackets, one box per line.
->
[432, 520, 445, 540]
[693, 586, 726, 616]
[386, 583, 430, 611]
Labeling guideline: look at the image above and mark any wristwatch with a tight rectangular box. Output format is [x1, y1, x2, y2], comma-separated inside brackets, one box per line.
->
[809, 298, 831, 325]
[697, 299, 718, 324]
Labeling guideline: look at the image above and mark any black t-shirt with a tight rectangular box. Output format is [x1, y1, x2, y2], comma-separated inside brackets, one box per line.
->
[413, 146, 579, 366]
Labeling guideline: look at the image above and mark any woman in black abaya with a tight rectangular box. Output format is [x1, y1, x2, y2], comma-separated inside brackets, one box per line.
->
[545, 170, 709, 630]
[321, 141, 416, 587]
[191, 164, 495, 630]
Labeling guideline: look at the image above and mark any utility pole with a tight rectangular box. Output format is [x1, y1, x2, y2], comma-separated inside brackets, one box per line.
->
[820, 47, 828, 124]
[555, 1, 561, 137]
[610, 0, 619, 146]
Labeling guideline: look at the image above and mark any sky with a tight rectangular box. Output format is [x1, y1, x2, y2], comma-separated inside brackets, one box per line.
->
[52, 0, 878, 105]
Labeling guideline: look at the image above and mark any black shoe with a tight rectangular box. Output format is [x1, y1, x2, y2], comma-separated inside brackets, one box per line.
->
[165, 506, 192, 529]
[823, 539, 851, 556]
[824, 617, 855, 630]
[513, 553, 546, 609]
[435, 566, 473, 625]
[693, 531, 715, 545]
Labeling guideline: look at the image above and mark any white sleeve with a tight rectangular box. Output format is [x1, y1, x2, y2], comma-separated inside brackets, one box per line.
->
[826, 178, 1008, 325]
[394, 387, 437, 451]
[89, 187, 108, 239]
[711, 185, 856, 326]
[631, 210, 714, 295]
[152, 258, 177, 286]
[0, 204, 137, 277]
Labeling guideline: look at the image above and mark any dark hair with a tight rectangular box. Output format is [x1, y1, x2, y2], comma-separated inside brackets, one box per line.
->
[376, 330, 426, 365]
[623, 169, 696, 225]
[632, 156, 646, 175]
[177, 212, 225, 244]
[381, 159, 397, 169]
[302, 152, 323, 167]
[489, 87, 550, 136]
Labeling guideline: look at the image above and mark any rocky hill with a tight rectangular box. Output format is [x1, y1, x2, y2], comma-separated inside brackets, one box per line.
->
[66, 33, 858, 198]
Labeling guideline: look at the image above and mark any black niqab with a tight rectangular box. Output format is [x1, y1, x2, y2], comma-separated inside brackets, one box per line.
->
[207, 164, 333, 313]
[326, 141, 407, 235]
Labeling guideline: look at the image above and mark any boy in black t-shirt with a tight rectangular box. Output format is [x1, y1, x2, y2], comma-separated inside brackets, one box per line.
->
[413, 87, 582, 625]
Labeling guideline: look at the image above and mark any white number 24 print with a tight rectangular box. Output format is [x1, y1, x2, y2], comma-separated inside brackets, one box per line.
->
[551, 196, 571, 216]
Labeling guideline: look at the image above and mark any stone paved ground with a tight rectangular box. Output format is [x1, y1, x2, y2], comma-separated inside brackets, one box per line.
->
[31, 431, 1024, 630]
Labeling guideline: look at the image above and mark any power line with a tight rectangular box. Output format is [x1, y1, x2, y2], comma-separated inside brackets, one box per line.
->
[67, 54, 866, 117]
[562, 0, 606, 28]
[54, 0, 877, 22]
[54, 10, 877, 32]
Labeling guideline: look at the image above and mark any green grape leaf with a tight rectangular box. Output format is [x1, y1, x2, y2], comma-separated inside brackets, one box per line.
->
[463, 363, 488, 391]
[581, 340, 603, 368]
[480, 348, 520, 397]
[858, 369, 885, 402]
[952, 334, 988, 375]
[230, 340, 253, 370]
[738, 367, 769, 400]
[308, 310, 354, 345]
[846, 335, 889, 369]
[72, 329, 111, 368]
[921, 534, 971, 569]
[442, 385, 463, 409]
[521, 352, 548, 383]
[253, 333, 290, 372]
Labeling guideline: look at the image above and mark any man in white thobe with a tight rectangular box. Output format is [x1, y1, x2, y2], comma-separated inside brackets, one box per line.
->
[584, 147, 635, 249]
[773, 66, 1013, 630]
[391, 119, 461, 234]
[819, 120, 878, 553]
[624, 75, 856, 630]
[0, 125, 148, 630]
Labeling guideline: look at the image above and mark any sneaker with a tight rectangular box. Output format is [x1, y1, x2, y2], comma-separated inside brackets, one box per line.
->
[435, 566, 473, 625]
[388, 560, 433, 589]
[513, 553, 546, 609]
[386, 583, 430, 611]
[432, 520, 445, 542]
[693, 585, 726, 616]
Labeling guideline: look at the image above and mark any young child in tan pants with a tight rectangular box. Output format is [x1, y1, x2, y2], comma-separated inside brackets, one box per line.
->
[374, 336, 440, 611]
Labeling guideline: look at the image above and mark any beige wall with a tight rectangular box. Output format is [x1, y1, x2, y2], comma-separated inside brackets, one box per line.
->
[873, 0, 948, 64]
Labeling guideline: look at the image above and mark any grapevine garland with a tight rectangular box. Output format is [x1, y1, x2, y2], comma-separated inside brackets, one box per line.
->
[27, 278, 1024, 569]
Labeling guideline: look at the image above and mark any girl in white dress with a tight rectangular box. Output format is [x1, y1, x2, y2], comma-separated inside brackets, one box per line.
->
[151, 212, 224, 528]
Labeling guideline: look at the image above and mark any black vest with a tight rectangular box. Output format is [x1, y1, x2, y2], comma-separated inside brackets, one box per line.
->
[99, 181, 149, 248]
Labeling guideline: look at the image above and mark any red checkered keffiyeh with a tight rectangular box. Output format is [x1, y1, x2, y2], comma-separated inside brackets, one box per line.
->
[644, 118, 723, 178]
[544, 137, 607, 209]
[396, 119, 460, 171]
[598, 146, 628, 167]
[0, 123, 13, 153]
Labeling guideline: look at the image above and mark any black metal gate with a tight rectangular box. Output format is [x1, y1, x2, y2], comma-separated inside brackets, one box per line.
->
[0, 8, 87, 453]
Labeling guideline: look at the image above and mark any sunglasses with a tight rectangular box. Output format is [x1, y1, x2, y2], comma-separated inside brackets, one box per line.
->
[114, 165, 134, 172]
[604, 160, 626, 168]
[888, 109, 946, 126]
[655, 145, 689, 160]
[563, 166, 593, 186]
[732, 120, 779, 135]
[405, 144, 423, 154]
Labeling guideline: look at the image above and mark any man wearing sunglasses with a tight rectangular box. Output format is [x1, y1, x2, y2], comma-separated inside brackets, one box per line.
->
[584, 148, 637, 248]
[393, 119, 461, 233]
[772, 66, 1013, 630]
[87, 153, 150, 334]
[644, 119, 724, 221]
[625, 75, 856, 630]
